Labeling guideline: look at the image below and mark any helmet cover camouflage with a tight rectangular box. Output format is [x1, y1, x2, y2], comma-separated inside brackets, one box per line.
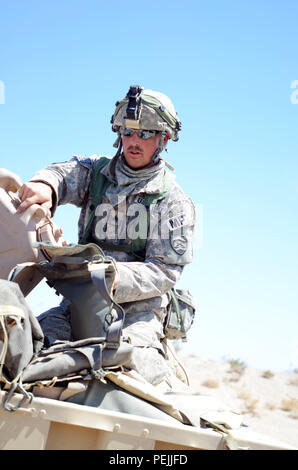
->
[111, 86, 181, 142]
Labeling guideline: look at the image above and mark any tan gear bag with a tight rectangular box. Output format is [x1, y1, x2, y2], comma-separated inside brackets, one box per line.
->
[0, 168, 66, 296]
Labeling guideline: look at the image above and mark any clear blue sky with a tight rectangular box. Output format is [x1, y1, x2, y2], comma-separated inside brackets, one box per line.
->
[1, 0, 297, 371]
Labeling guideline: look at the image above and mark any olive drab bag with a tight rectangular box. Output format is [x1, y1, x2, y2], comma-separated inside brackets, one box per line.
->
[7, 243, 132, 375]
[1, 243, 133, 412]
[25, 242, 126, 344]
[0, 279, 44, 411]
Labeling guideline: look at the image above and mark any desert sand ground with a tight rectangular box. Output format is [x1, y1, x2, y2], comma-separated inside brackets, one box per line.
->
[178, 354, 298, 449]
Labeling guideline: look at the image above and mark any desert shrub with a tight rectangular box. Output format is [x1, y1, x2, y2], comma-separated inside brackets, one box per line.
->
[225, 358, 247, 382]
[238, 390, 259, 416]
[262, 370, 274, 379]
[201, 378, 219, 388]
[280, 397, 298, 419]
[228, 358, 246, 375]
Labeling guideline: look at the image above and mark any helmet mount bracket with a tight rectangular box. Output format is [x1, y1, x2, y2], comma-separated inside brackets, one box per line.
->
[124, 85, 143, 124]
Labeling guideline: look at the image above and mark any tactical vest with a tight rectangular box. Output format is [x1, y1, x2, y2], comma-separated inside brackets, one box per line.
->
[79, 157, 175, 258]
[79, 158, 196, 342]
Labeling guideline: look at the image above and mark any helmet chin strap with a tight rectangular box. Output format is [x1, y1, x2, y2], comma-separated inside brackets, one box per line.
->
[151, 148, 161, 165]
[109, 138, 123, 178]
[152, 132, 174, 171]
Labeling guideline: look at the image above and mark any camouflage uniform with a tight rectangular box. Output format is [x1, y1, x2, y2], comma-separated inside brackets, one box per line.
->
[32, 87, 195, 387]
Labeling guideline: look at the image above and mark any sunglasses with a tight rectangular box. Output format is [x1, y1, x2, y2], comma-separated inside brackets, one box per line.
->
[119, 127, 160, 140]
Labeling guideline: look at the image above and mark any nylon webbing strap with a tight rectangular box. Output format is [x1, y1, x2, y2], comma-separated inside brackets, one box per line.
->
[91, 269, 125, 349]
[79, 156, 111, 245]
[169, 289, 187, 342]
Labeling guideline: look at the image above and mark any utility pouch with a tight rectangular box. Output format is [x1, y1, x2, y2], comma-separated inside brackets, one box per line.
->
[0, 279, 44, 411]
[164, 288, 196, 342]
[0, 280, 44, 382]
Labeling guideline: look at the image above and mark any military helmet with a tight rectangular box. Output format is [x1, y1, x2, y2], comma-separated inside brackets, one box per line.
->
[111, 85, 182, 142]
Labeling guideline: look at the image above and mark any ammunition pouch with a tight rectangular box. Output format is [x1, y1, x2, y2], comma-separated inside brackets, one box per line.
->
[165, 288, 196, 342]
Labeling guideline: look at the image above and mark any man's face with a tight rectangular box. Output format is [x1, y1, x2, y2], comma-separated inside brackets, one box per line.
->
[122, 131, 160, 169]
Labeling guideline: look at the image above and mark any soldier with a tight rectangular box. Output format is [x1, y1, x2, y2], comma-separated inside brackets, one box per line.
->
[17, 86, 196, 388]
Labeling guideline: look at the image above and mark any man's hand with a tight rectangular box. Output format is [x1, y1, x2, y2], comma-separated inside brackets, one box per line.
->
[17, 181, 53, 214]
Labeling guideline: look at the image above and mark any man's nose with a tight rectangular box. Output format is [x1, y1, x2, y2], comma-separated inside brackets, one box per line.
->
[130, 131, 140, 144]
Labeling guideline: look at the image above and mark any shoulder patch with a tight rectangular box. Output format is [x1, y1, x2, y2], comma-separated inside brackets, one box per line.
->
[170, 232, 188, 255]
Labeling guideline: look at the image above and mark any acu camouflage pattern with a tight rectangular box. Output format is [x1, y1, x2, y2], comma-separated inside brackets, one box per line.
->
[31, 154, 195, 386]
[112, 89, 181, 142]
